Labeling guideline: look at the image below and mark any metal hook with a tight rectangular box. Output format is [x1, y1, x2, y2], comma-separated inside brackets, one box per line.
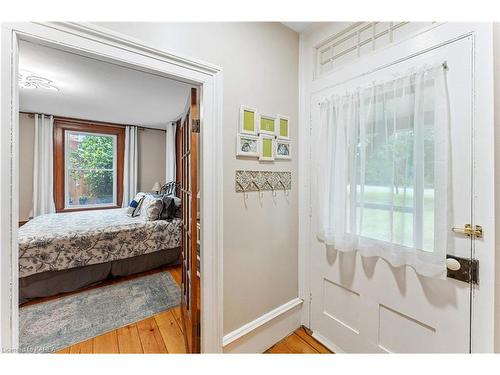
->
[237, 180, 248, 199]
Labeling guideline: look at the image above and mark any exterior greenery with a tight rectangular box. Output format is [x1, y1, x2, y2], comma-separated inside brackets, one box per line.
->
[69, 135, 114, 203]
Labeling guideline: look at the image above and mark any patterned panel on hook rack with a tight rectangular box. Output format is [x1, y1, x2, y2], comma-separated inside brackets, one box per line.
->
[235, 170, 291, 192]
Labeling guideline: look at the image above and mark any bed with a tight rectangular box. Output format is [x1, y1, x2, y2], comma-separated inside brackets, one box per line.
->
[18, 208, 181, 304]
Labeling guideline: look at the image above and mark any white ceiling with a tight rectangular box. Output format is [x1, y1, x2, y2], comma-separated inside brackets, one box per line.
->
[19, 41, 192, 129]
[281, 22, 314, 33]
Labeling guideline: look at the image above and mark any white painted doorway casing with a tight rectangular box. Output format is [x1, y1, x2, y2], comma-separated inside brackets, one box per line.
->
[0, 22, 224, 353]
[299, 23, 495, 353]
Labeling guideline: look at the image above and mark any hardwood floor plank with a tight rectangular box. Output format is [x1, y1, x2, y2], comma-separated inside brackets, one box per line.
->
[136, 317, 168, 353]
[266, 341, 294, 354]
[294, 327, 332, 354]
[154, 310, 186, 353]
[281, 334, 317, 354]
[116, 324, 143, 354]
[55, 347, 70, 354]
[171, 306, 183, 327]
[93, 330, 119, 354]
[265, 329, 331, 354]
[69, 338, 94, 354]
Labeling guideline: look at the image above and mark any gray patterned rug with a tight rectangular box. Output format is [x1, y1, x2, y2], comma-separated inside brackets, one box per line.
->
[19, 272, 181, 353]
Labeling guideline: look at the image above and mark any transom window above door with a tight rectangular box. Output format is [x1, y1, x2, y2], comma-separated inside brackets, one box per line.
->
[53, 118, 125, 212]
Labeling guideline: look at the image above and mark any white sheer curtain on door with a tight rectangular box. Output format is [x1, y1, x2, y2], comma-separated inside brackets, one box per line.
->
[123, 125, 138, 207]
[315, 65, 450, 277]
[32, 114, 56, 217]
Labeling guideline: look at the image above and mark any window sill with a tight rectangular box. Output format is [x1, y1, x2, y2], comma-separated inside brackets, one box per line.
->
[56, 205, 121, 213]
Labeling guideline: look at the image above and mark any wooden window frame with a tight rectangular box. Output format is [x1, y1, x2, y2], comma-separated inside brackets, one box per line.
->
[53, 117, 125, 213]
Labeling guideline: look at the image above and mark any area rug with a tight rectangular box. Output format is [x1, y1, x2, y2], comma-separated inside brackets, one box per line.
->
[19, 272, 181, 353]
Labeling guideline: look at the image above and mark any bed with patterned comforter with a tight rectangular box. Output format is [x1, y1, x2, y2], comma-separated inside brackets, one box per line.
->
[19, 208, 181, 279]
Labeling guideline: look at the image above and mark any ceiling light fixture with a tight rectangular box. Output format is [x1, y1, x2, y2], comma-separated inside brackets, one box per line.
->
[18, 70, 59, 91]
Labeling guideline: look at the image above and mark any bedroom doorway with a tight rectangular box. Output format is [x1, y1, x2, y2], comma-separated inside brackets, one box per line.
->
[1, 23, 223, 353]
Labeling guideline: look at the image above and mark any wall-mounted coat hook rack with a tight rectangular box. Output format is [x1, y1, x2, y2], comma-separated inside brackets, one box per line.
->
[235, 170, 292, 193]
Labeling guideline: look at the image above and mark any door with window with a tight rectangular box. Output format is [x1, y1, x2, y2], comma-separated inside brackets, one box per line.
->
[309, 36, 478, 353]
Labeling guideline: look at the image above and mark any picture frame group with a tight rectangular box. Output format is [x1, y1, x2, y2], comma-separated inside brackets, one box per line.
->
[236, 106, 291, 161]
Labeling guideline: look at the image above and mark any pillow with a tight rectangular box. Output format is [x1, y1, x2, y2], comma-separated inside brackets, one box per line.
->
[126, 193, 145, 217]
[160, 196, 176, 220]
[173, 196, 181, 218]
[140, 195, 164, 221]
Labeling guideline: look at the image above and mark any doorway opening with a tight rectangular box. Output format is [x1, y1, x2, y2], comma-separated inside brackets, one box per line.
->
[1, 22, 222, 353]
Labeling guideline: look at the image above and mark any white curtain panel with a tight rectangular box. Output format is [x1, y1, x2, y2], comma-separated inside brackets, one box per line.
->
[32, 114, 56, 217]
[165, 122, 176, 183]
[315, 65, 450, 277]
[123, 125, 138, 207]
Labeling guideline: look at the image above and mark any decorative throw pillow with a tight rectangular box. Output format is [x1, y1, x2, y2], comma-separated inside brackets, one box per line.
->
[126, 193, 145, 217]
[173, 196, 182, 218]
[160, 196, 176, 220]
[140, 195, 164, 221]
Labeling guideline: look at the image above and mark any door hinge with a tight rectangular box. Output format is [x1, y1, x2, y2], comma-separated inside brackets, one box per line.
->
[446, 254, 479, 285]
[192, 119, 200, 133]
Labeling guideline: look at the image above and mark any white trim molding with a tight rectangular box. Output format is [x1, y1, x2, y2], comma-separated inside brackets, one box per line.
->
[0, 22, 223, 353]
[223, 298, 303, 353]
[312, 331, 345, 353]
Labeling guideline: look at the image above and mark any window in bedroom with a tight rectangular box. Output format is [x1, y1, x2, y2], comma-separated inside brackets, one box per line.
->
[53, 118, 125, 212]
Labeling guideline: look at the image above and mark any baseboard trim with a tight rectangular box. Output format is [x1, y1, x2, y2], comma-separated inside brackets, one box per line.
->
[223, 298, 303, 353]
[312, 331, 345, 353]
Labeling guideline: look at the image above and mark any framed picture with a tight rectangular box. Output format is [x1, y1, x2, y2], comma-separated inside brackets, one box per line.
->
[236, 134, 259, 157]
[259, 134, 275, 161]
[258, 114, 276, 136]
[239, 106, 258, 135]
[276, 115, 290, 140]
[275, 139, 291, 160]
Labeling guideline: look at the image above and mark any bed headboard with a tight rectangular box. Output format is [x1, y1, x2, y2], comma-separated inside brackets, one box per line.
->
[160, 181, 180, 197]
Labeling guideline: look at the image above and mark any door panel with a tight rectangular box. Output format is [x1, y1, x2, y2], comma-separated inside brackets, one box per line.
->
[180, 87, 200, 353]
[310, 36, 473, 353]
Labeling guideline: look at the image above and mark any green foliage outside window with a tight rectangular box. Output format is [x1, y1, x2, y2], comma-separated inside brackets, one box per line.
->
[69, 135, 114, 200]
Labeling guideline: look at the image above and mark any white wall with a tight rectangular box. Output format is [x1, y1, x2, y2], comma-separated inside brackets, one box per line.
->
[494, 22, 500, 353]
[94, 22, 300, 335]
[18, 115, 167, 220]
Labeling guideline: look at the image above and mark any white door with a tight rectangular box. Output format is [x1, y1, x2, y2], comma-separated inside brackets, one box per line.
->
[309, 36, 476, 353]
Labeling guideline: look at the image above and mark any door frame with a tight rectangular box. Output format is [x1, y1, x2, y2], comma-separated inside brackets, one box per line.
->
[0, 22, 224, 353]
[298, 22, 495, 352]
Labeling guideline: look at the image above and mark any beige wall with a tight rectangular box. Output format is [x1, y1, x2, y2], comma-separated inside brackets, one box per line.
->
[94, 22, 300, 334]
[18, 115, 167, 219]
[19, 113, 35, 221]
[137, 128, 166, 192]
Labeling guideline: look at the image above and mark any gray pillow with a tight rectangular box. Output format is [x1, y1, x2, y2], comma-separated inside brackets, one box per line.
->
[160, 196, 176, 220]
[173, 196, 181, 218]
[140, 195, 164, 221]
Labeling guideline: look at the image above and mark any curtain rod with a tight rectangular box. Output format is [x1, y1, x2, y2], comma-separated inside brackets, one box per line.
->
[19, 112, 167, 132]
[317, 61, 448, 106]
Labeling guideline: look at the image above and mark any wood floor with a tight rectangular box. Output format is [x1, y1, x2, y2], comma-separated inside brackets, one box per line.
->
[27, 263, 330, 354]
[265, 327, 333, 354]
[51, 264, 186, 354]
